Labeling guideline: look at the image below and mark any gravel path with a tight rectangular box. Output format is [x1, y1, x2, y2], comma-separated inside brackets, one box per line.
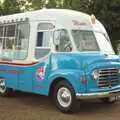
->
[0, 92, 119, 120]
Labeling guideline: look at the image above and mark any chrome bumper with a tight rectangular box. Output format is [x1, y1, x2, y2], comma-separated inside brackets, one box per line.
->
[76, 89, 120, 99]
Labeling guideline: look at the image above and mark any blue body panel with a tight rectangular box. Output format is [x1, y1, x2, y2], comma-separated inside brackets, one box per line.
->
[0, 52, 120, 96]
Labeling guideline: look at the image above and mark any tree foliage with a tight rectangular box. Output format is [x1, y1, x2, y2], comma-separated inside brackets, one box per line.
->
[0, 0, 20, 15]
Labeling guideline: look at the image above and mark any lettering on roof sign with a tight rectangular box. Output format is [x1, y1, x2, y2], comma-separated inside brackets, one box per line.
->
[72, 20, 87, 26]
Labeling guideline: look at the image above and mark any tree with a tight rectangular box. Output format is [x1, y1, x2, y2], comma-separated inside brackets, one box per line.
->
[0, 1, 3, 15]
[27, 0, 46, 10]
[1, 0, 21, 15]
[46, 0, 56, 8]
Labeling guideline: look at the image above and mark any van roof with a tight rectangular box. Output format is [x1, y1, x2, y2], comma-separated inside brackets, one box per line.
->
[0, 9, 90, 22]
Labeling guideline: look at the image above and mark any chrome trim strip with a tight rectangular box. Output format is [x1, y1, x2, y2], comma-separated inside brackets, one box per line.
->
[76, 90, 120, 99]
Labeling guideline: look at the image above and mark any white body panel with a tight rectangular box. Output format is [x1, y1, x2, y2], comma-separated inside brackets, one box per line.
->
[0, 9, 111, 63]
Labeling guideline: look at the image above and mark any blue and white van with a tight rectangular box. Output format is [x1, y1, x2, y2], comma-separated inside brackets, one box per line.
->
[0, 9, 119, 113]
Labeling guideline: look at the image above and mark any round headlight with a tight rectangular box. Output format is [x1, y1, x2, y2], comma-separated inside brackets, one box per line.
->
[118, 69, 120, 74]
[92, 70, 99, 80]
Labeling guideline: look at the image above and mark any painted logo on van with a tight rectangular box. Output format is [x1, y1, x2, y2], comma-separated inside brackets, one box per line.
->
[72, 20, 87, 26]
[36, 67, 45, 80]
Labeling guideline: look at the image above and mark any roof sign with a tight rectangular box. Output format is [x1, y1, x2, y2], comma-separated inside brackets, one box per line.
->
[91, 14, 96, 24]
[72, 20, 87, 26]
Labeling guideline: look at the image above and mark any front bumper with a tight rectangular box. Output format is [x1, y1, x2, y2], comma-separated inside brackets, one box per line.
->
[76, 89, 120, 99]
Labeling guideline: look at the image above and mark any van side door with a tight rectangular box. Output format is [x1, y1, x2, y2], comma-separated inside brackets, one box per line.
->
[33, 21, 55, 94]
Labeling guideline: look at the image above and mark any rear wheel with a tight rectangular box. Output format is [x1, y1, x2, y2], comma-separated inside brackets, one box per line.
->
[53, 81, 80, 113]
[101, 96, 118, 104]
[0, 78, 13, 97]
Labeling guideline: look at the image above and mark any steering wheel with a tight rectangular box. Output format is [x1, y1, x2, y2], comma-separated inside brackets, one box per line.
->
[63, 42, 72, 52]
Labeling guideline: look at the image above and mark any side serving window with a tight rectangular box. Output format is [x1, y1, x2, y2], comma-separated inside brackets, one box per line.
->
[36, 31, 51, 47]
[54, 29, 72, 52]
[0, 19, 29, 60]
[35, 23, 54, 59]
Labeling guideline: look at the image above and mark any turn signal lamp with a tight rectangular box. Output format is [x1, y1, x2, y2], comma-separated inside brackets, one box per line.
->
[81, 75, 88, 84]
[118, 69, 120, 74]
[91, 14, 96, 24]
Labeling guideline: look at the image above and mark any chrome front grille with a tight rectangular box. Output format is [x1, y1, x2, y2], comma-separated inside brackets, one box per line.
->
[98, 68, 119, 88]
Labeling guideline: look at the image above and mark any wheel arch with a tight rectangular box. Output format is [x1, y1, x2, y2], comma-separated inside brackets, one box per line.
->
[49, 77, 75, 97]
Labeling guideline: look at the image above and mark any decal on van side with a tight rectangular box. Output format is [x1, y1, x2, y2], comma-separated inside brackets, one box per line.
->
[36, 67, 45, 80]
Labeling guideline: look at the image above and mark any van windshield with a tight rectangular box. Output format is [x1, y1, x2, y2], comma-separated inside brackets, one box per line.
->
[71, 30, 114, 54]
[94, 32, 115, 54]
[71, 30, 99, 51]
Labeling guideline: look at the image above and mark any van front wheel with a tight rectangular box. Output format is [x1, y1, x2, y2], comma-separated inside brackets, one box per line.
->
[53, 81, 80, 113]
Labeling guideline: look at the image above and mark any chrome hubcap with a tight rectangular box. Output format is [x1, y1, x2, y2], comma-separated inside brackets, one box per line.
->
[57, 87, 72, 107]
[0, 79, 6, 93]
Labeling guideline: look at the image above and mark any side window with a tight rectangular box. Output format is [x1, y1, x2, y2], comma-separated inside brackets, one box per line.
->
[0, 26, 4, 50]
[16, 22, 29, 50]
[36, 31, 51, 47]
[54, 29, 72, 52]
[3, 25, 16, 50]
[35, 23, 53, 59]
[0, 19, 30, 60]
[37, 32, 43, 47]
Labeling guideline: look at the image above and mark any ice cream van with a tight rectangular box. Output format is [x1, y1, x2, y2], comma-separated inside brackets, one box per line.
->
[0, 9, 120, 113]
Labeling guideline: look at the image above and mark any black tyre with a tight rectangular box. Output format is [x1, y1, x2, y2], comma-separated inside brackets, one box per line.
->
[101, 96, 118, 104]
[0, 78, 13, 97]
[53, 80, 80, 113]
